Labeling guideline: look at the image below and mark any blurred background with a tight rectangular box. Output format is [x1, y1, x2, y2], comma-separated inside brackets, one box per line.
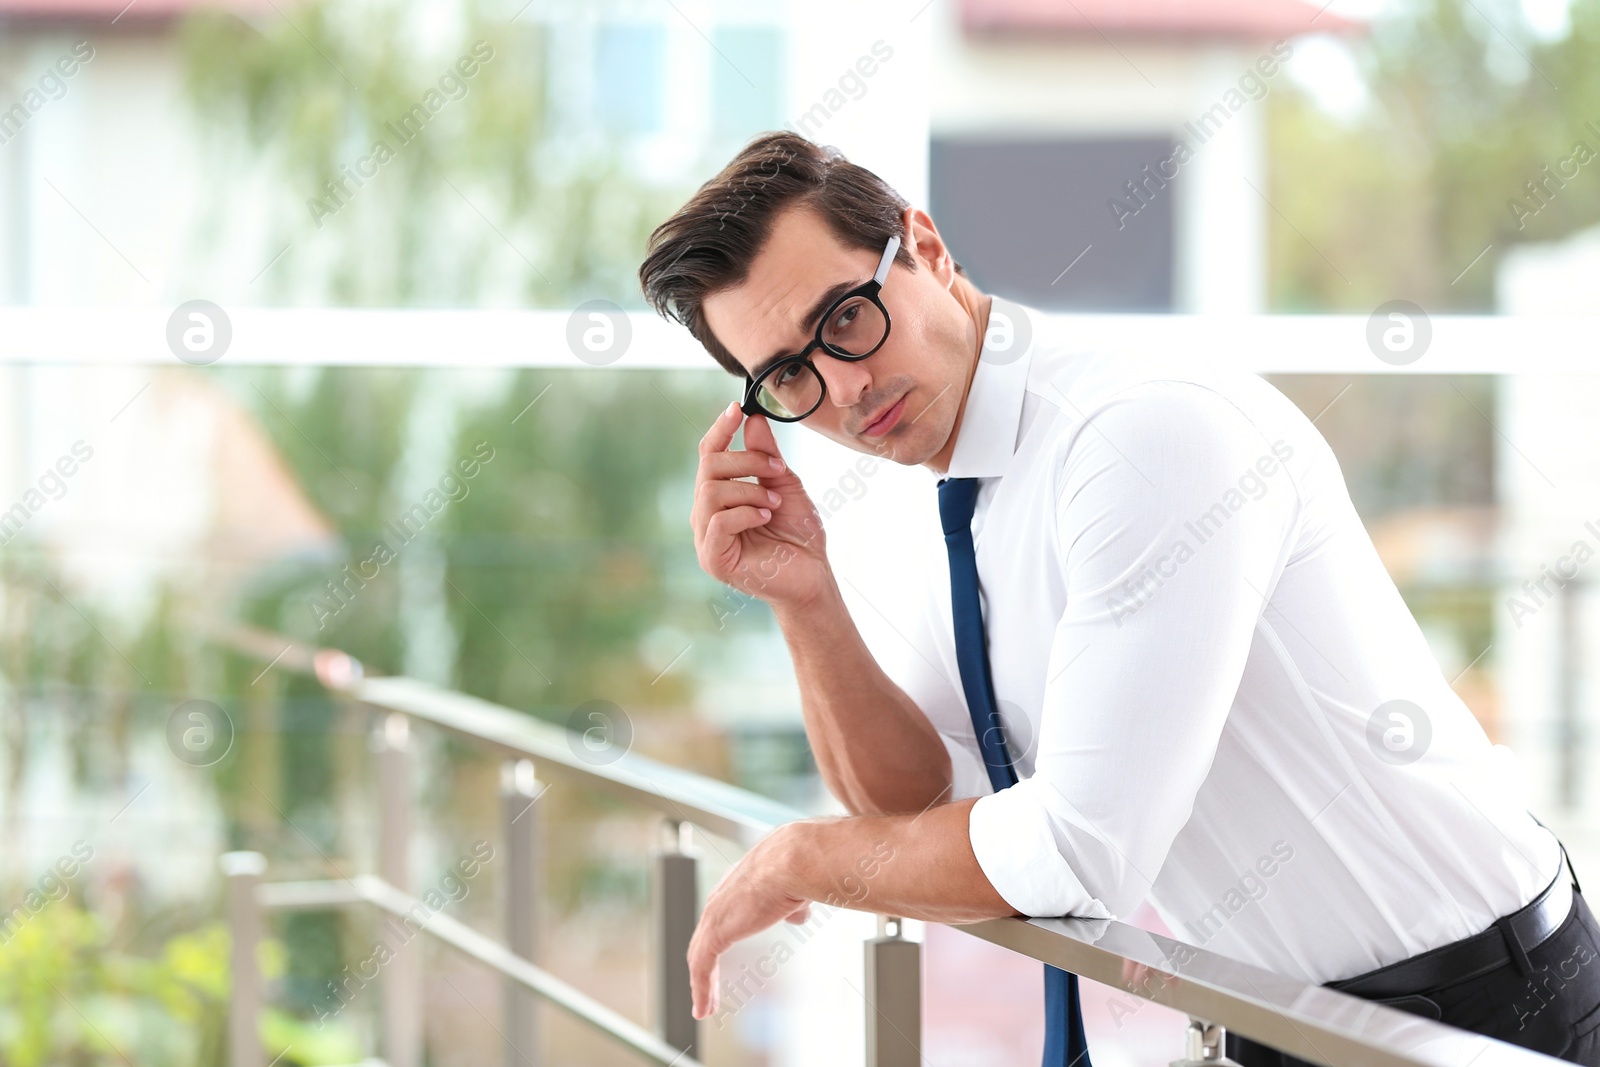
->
[0, 0, 1597, 1063]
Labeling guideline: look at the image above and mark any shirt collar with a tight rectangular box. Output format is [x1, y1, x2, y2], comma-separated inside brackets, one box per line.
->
[940, 294, 1036, 481]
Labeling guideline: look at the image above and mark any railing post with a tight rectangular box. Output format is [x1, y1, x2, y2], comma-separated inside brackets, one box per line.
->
[1172, 1017, 1242, 1066]
[654, 819, 698, 1058]
[502, 758, 541, 1067]
[865, 915, 921, 1067]
[378, 712, 423, 1067]
[221, 851, 267, 1067]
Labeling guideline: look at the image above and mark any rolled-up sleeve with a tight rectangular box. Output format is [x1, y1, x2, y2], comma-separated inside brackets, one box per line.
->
[969, 381, 1301, 920]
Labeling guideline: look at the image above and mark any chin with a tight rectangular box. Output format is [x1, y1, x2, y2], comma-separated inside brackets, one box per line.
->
[864, 431, 922, 466]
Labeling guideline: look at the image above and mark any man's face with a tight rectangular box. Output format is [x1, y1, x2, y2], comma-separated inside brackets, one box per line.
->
[702, 204, 976, 468]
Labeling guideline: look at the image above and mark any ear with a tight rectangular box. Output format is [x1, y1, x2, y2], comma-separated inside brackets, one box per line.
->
[903, 207, 956, 288]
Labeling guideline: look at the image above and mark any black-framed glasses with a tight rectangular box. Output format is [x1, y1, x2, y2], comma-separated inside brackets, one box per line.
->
[739, 233, 900, 422]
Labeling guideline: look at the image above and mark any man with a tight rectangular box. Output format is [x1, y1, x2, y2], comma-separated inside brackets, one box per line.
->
[637, 131, 1600, 1066]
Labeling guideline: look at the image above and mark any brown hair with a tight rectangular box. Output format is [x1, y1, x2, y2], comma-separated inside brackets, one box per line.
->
[638, 131, 964, 379]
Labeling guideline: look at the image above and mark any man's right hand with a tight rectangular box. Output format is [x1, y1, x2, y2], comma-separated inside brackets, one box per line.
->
[693, 401, 831, 611]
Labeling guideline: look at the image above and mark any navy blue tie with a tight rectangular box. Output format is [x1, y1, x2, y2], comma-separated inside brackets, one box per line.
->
[938, 475, 1092, 1067]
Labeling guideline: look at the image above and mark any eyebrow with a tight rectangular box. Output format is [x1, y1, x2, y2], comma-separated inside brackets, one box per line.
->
[746, 276, 866, 381]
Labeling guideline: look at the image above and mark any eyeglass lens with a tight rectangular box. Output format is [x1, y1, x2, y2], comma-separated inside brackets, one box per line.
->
[752, 297, 886, 420]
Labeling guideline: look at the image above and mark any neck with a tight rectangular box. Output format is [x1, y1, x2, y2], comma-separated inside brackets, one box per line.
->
[924, 279, 992, 476]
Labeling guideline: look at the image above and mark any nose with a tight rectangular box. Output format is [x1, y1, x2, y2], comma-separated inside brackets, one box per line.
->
[815, 353, 872, 409]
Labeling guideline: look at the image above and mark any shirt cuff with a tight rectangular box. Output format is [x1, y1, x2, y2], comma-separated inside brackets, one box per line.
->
[968, 778, 1114, 920]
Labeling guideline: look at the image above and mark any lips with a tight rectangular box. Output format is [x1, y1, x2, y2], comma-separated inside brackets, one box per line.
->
[861, 392, 907, 437]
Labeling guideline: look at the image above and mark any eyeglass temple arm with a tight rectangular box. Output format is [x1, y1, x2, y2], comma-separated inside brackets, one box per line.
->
[874, 234, 900, 286]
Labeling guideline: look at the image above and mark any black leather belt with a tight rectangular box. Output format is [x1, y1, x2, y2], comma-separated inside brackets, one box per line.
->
[1328, 838, 1581, 1001]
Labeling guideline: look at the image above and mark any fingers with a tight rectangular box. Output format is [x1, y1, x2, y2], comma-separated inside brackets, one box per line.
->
[693, 404, 788, 552]
[699, 478, 781, 516]
[698, 403, 786, 477]
[689, 934, 722, 1020]
[699, 447, 784, 484]
[706, 505, 774, 545]
[740, 410, 785, 463]
[699, 400, 745, 459]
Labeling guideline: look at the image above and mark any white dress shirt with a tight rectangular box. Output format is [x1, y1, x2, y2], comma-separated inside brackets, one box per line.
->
[861, 294, 1562, 985]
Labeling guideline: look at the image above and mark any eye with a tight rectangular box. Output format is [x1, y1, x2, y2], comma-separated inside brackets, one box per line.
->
[774, 364, 801, 386]
[831, 303, 860, 333]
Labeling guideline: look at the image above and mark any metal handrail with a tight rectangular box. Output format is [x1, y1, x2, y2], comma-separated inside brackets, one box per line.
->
[215, 625, 1568, 1067]
[216, 625, 794, 846]
[257, 875, 706, 1067]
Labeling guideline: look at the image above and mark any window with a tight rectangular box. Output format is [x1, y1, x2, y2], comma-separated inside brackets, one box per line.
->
[594, 24, 666, 134]
[710, 25, 785, 140]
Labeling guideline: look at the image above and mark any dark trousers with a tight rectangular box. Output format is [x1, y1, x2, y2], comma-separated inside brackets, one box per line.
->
[1227, 890, 1600, 1066]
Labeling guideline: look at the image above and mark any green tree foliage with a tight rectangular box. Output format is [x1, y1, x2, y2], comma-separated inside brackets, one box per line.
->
[180, 0, 685, 307]
[179, 0, 736, 714]
[1267, 0, 1600, 309]
[170, 3, 748, 1054]
[443, 368, 722, 711]
[226, 365, 730, 715]
[0, 909, 229, 1067]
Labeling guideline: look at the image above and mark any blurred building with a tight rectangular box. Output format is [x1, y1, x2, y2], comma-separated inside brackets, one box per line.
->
[0, 0, 275, 304]
[926, 0, 1362, 314]
[1495, 223, 1600, 831]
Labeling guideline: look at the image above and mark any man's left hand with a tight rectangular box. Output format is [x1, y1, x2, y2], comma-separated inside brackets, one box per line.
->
[687, 824, 812, 1021]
